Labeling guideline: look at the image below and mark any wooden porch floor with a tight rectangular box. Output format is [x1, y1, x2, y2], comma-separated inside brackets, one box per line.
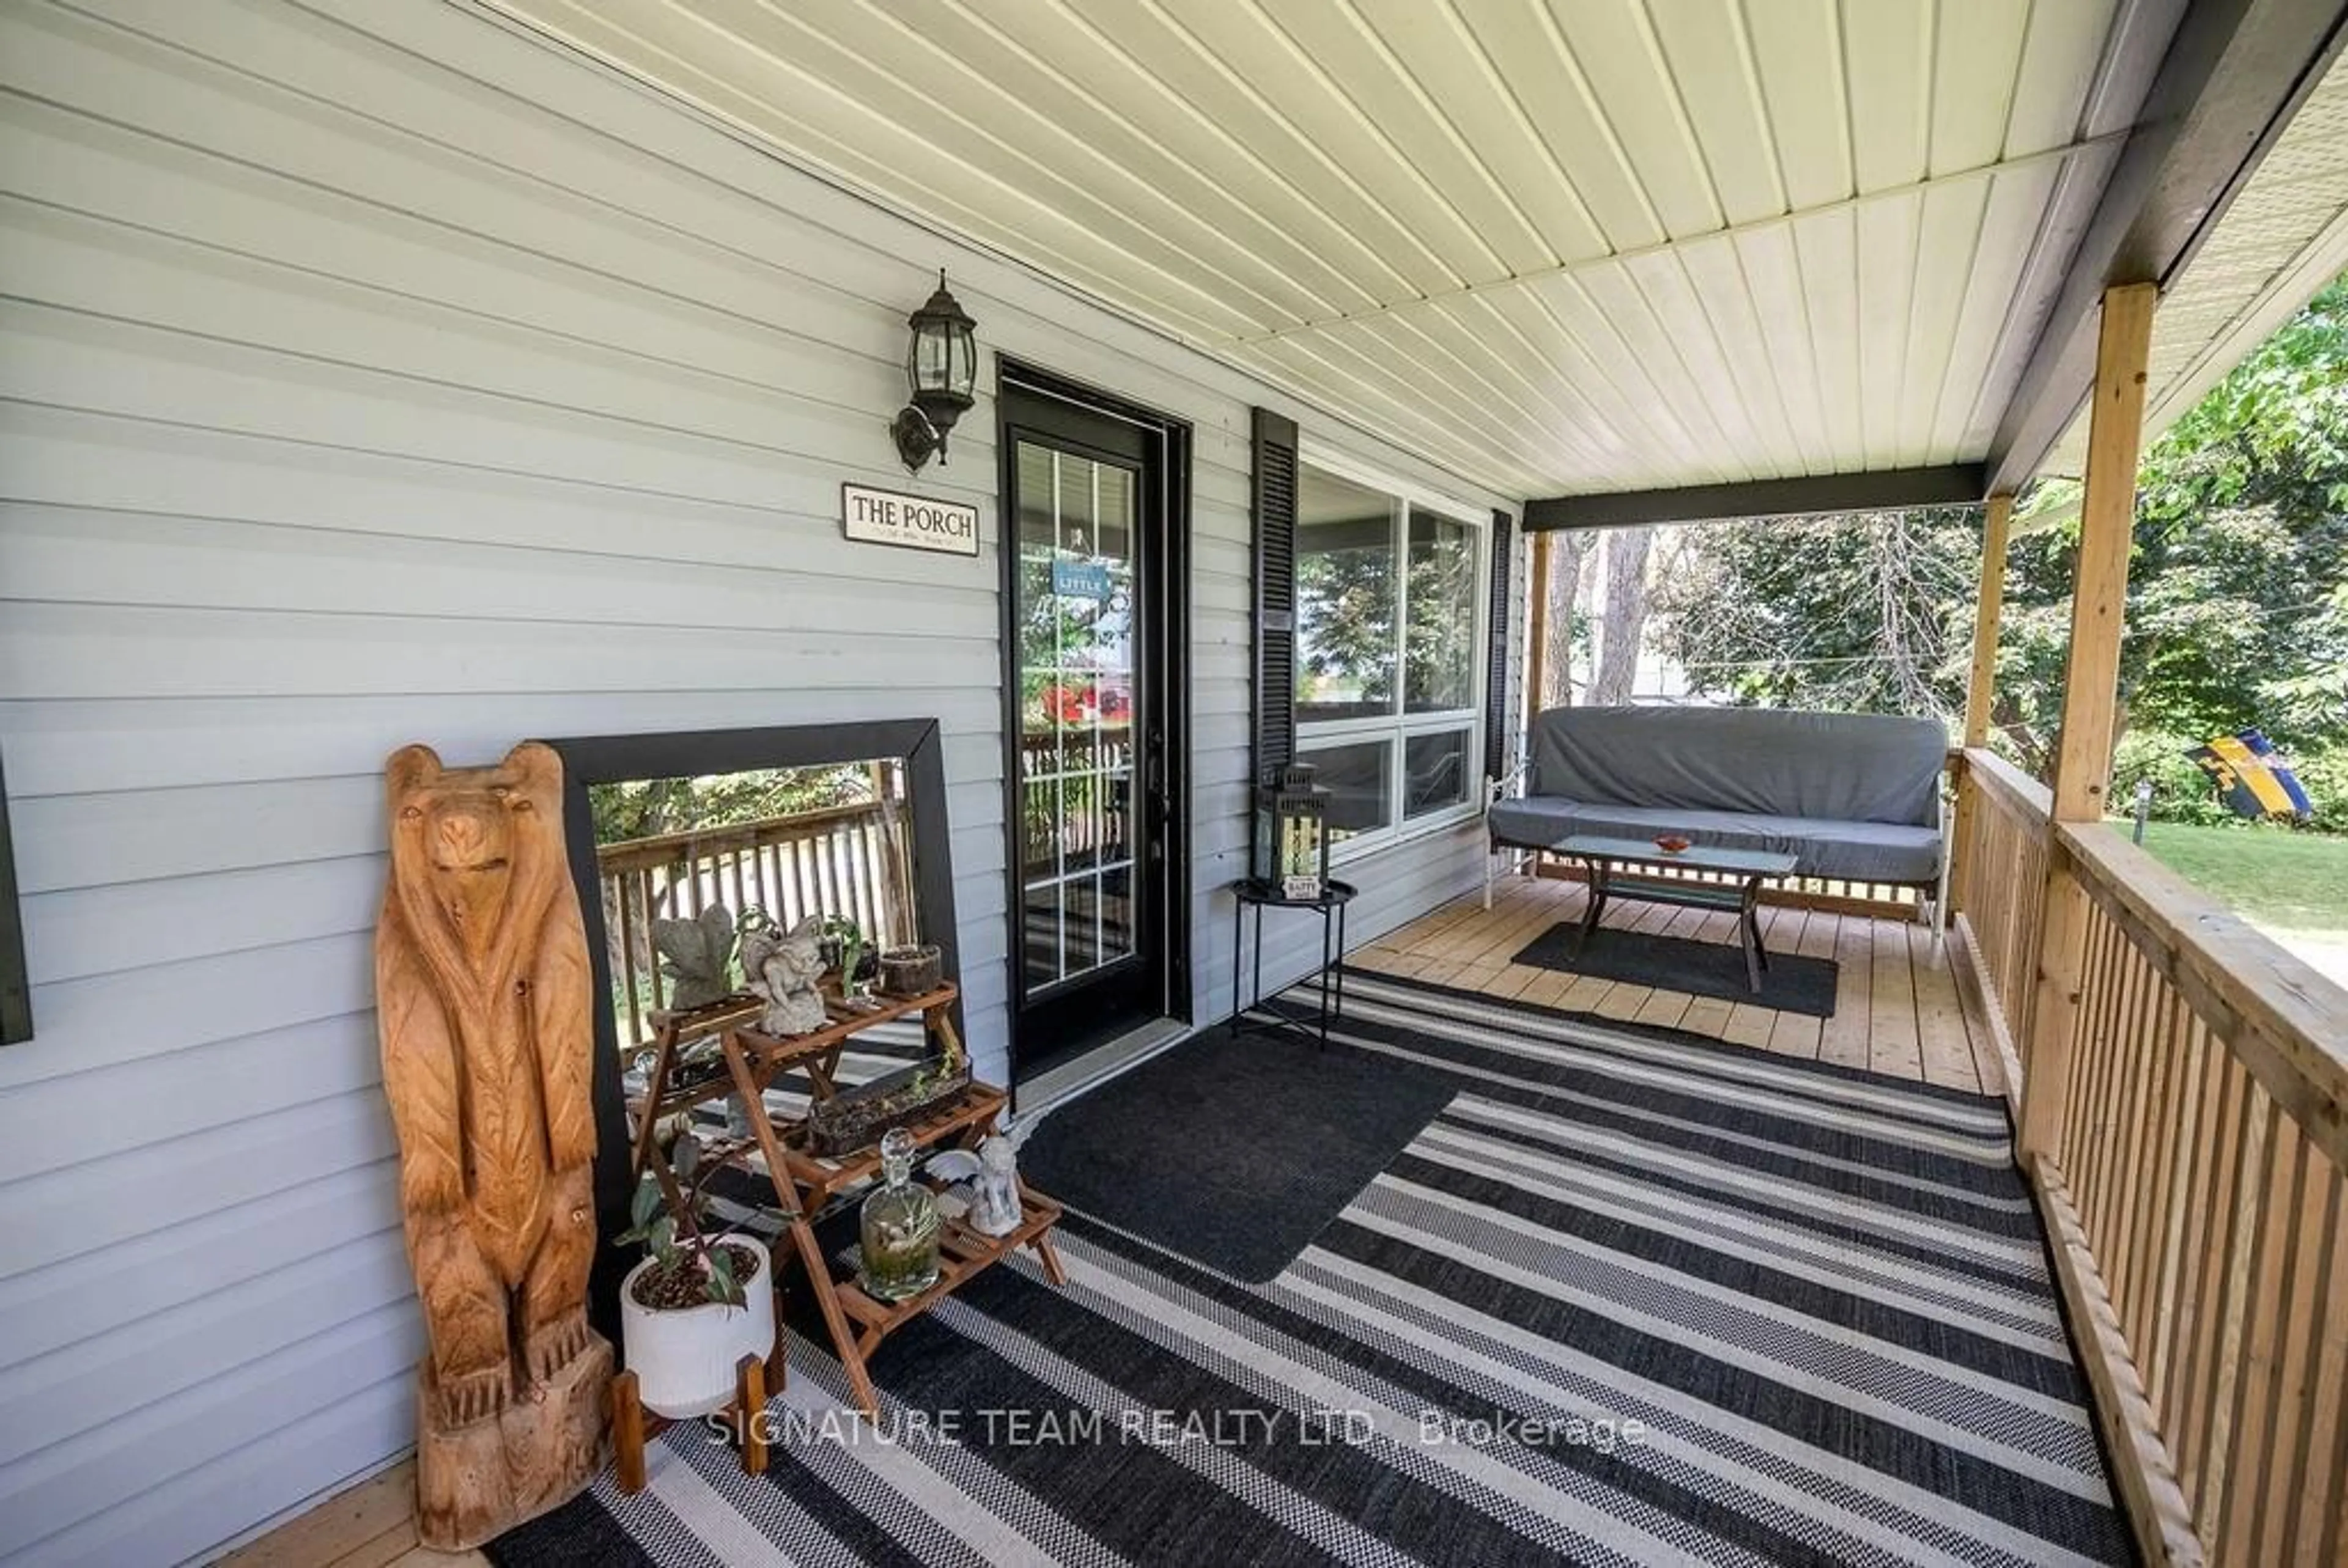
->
[1354, 872, 2006, 1098]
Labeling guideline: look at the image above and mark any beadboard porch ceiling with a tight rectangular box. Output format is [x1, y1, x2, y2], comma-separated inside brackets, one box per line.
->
[2041, 46, 2348, 477]
[477, 0, 2175, 501]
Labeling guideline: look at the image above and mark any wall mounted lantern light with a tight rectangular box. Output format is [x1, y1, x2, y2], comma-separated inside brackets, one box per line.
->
[890, 269, 978, 473]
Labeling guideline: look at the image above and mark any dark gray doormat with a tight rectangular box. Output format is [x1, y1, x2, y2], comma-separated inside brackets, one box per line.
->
[1018, 1021, 1455, 1283]
[1512, 920, 1840, 1017]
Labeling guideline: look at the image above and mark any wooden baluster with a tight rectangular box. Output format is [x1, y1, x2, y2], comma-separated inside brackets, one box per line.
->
[614, 875, 641, 1046]
[2114, 971, 2179, 1354]
[2193, 1080, 2270, 1528]
[2250, 1146, 2333, 1565]
[2287, 1190, 2347, 1568]
[642, 868, 666, 1014]
[2177, 1056, 2250, 1503]
[2216, 1107, 2297, 1561]
[2127, 983, 2190, 1375]
[2150, 1018, 2217, 1423]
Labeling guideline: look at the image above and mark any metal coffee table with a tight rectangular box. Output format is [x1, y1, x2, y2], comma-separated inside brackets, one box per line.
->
[1551, 835, 1799, 993]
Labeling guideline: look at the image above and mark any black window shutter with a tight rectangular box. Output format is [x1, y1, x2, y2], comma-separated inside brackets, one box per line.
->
[1252, 408, 1299, 784]
[1484, 510, 1515, 781]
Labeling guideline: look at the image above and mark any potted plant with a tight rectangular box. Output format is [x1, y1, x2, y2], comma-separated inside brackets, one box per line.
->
[615, 1133, 777, 1419]
[818, 913, 880, 1002]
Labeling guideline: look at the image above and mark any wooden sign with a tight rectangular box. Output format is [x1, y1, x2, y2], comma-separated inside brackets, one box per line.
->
[841, 484, 980, 556]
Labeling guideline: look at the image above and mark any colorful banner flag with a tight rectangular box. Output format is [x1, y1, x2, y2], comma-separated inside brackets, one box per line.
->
[2185, 729, 2313, 820]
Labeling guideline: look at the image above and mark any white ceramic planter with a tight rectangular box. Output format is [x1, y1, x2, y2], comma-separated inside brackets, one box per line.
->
[619, 1237, 777, 1420]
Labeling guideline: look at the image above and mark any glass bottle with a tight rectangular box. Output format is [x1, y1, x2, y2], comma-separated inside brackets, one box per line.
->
[858, 1127, 941, 1302]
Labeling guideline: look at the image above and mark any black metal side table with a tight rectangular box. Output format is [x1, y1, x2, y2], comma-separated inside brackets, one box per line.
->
[1229, 877, 1358, 1049]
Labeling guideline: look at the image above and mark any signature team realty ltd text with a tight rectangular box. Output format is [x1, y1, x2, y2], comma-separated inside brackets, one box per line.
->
[708, 1405, 1648, 1454]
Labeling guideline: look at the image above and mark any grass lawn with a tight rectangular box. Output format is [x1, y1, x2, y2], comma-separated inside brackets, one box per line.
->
[2120, 819, 2348, 941]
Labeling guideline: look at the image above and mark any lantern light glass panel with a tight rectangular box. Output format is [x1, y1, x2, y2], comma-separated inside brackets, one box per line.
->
[1253, 763, 1331, 900]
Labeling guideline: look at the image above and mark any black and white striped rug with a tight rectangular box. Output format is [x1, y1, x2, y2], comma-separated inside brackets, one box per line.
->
[498, 970, 2129, 1567]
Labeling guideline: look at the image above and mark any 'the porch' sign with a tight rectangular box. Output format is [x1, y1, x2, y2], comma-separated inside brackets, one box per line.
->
[840, 484, 980, 557]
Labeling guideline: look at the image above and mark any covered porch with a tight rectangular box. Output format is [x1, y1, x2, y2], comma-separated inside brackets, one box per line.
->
[4, 1, 2348, 1566]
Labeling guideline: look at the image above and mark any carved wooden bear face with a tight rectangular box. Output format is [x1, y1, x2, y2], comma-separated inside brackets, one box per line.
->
[387, 742, 566, 965]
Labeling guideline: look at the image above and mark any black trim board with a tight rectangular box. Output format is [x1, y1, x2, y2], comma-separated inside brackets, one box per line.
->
[1524, 465, 1986, 531]
[0, 746, 29, 1046]
[1984, 0, 2348, 493]
[542, 718, 959, 1339]
[1483, 509, 1515, 779]
[1252, 408, 1300, 781]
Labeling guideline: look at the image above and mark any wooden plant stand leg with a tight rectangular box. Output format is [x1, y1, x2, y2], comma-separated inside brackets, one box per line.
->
[1029, 1226, 1069, 1287]
[722, 1030, 883, 1417]
[735, 1353, 769, 1478]
[792, 1211, 883, 1418]
[926, 1001, 965, 1073]
[613, 1370, 648, 1496]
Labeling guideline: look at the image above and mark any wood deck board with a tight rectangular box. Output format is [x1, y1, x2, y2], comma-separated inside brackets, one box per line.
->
[221, 1460, 488, 1568]
[1393, 878, 1987, 1092]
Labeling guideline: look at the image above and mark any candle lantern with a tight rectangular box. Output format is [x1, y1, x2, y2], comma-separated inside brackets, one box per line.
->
[1254, 762, 1332, 900]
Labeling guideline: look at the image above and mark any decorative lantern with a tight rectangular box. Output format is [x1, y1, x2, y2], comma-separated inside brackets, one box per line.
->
[889, 268, 979, 472]
[1254, 763, 1332, 900]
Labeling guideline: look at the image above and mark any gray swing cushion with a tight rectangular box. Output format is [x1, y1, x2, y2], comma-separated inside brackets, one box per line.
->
[1490, 707, 1949, 885]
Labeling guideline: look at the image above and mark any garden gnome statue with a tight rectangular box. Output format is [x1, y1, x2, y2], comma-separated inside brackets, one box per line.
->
[740, 912, 829, 1035]
[374, 743, 613, 1549]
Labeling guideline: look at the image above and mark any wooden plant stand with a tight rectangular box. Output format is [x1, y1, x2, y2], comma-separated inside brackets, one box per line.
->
[624, 981, 1066, 1423]
[610, 1298, 787, 1495]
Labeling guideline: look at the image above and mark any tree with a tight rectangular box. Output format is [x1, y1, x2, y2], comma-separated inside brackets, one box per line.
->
[1589, 526, 1655, 705]
[1541, 531, 1593, 706]
[1648, 507, 1978, 720]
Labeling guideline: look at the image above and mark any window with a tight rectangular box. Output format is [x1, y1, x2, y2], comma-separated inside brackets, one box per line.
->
[1293, 455, 1488, 855]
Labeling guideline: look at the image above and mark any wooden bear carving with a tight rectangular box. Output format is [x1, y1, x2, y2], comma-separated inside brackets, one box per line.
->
[375, 742, 612, 1549]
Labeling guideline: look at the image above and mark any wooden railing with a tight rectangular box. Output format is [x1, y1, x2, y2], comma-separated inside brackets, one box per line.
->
[1019, 724, 1135, 874]
[597, 800, 910, 1045]
[1947, 748, 2050, 1087]
[1948, 747, 2348, 1566]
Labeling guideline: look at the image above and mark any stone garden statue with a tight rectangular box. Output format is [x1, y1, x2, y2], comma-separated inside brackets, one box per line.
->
[649, 903, 737, 1009]
[928, 1118, 1033, 1237]
[740, 911, 829, 1036]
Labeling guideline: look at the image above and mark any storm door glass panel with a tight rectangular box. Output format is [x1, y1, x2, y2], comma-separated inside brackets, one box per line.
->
[1017, 440, 1138, 992]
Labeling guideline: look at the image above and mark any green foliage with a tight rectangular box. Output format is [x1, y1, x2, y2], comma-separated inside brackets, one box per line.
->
[616, 1132, 747, 1309]
[2108, 731, 2234, 827]
[2289, 745, 2348, 834]
[1296, 529, 1397, 711]
[589, 765, 869, 846]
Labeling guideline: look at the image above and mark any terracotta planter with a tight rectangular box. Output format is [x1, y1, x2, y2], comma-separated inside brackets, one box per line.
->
[618, 1238, 776, 1420]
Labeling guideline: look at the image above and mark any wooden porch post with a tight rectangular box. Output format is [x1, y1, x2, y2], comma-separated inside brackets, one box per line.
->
[1949, 493, 2014, 911]
[1961, 493, 2014, 750]
[2018, 282, 2155, 1163]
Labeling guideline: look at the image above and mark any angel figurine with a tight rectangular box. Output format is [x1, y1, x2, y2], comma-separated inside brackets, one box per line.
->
[738, 911, 828, 1036]
[928, 1119, 1033, 1238]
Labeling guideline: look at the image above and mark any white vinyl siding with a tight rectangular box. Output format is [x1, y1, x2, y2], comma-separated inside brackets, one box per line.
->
[0, 3, 1518, 1564]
